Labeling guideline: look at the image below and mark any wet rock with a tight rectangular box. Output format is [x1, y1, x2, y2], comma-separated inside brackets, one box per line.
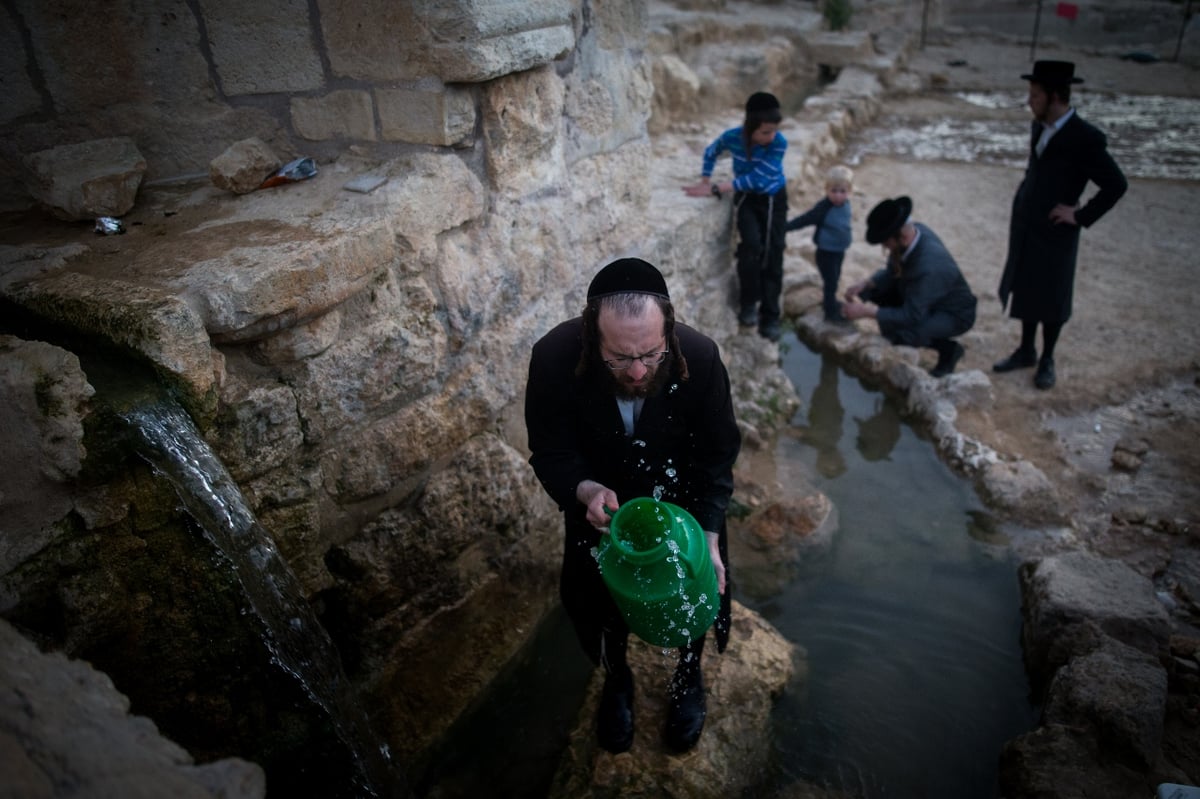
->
[0, 619, 266, 799]
[548, 601, 798, 798]
[1044, 636, 1168, 768]
[1019, 551, 1171, 687]
[209, 137, 281, 195]
[977, 458, 1062, 524]
[1112, 434, 1151, 473]
[999, 723, 1150, 799]
[22, 137, 147, 221]
[0, 336, 93, 575]
[7, 271, 223, 424]
[732, 494, 836, 596]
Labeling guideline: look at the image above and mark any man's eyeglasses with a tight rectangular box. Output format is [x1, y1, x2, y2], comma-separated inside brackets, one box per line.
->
[602, 350, 670, 371]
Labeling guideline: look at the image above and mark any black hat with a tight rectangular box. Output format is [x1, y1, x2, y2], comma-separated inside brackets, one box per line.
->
[745, 92, 781, 114]
[1021, 60, 1084, 86]
[865, 196, 913, 244]
[587, 257, 670, 301]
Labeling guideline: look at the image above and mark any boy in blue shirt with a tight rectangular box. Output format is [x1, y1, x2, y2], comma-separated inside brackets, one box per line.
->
[683, 92, 789, 341]
[786, 165, 854, 322]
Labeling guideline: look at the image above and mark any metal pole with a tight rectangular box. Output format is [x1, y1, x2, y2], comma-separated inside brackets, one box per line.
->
[1031, 0, 1043, 63]
[1175, 0, 1193, 63]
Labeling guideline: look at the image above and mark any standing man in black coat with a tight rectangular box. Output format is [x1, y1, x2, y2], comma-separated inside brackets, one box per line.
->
[524, 258, 741, 754]
[995, 60, 1128, 389]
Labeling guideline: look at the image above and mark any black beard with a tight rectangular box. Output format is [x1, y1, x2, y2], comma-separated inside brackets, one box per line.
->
[603, 357, 672, 400]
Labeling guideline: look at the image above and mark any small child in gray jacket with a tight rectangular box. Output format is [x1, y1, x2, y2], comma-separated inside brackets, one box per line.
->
[786, 165, 853, 322]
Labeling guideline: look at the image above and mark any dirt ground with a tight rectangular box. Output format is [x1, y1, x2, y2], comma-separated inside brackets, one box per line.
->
[791, 30, 1200, 787]
[818, 34, 1200, 562]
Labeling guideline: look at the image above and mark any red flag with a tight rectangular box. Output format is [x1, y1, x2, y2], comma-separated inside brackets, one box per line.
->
[1056, 2, 1079, 21]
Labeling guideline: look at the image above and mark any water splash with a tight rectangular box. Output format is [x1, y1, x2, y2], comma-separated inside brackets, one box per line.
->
[123, 400, 405, 799]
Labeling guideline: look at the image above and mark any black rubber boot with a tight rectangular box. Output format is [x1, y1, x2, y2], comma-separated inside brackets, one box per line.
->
[663, 660, 706, 752]
[597, 663, 634, 753]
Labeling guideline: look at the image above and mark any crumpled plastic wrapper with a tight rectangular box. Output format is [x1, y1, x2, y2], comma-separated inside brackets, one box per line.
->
[260, 156, 318, 189]
[94, 216, 125, 235]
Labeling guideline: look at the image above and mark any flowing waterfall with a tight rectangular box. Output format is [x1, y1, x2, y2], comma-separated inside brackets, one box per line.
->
[124, 400, 405, 798]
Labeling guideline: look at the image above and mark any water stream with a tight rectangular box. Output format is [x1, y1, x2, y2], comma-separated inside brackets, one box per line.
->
[124, 400, 406, 799]
[742, 337, 1039, 797]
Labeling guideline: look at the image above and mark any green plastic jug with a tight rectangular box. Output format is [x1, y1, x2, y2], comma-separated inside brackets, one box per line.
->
[596, 497, 719, 648]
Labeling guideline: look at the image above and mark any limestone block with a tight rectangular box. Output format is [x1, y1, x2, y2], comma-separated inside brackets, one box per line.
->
[908, 367, 994, 414]
[253, 307, 342, 362]
[417, 433, 552, 546]
[287, 274, 446, 445]
[291, 90, 377, 142]
[378, 151, 486, 263]
[422, 0, 575, 82]
[805, 30, 876, 68]
[482, 66, 566, 196]
[376, 85, 475, 146]
[321, 389, 485, 503]
[179, 215, 395, 344]
[209, 376, 304, 481]
[648, 54, 701, 133]
[320, 0, 422, 80]
[432, 25, 575, 83]
[1019, 551, 1172, 683]
[7, 272, 222, 422]
[977, 458, 1061, 524]
[199, 0, 324, 94]
[0, 19, 41, 125]
[23, 138, 146, 221]
[209, 137, 281, 194]
[15, 1, 214, 118]
[0, 337, 93, 576]
[1044, 636, 1167, 768]
[827, 65, 886, 99]
[549, 601, 798, 796]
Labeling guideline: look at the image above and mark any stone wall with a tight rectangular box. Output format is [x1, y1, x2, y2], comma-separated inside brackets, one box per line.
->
[0, 0, 578, 210]
[0, 0, 910, 791]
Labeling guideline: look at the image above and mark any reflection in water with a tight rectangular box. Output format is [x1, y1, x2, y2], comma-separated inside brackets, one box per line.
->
[795, 353, 847, 478]
[854, 396, 901, 463]
[748, 335, 1037, 798]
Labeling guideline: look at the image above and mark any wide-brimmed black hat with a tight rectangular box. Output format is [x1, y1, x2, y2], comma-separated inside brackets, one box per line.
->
[1021, 60, 1084, 85]
[587, 257, 670, 301]
[865, 196, 913, 244]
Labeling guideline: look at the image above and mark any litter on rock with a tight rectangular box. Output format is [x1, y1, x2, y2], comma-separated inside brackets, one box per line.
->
[260, 157, 318, 189]
[343, 174, 388, 194]
[94, 216, 125, 235]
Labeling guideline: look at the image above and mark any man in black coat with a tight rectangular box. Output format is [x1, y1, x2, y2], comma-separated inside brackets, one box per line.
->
[843, 196, 978, 378]
[995, 60, 1128, 389]
[524, 258, 740, 754]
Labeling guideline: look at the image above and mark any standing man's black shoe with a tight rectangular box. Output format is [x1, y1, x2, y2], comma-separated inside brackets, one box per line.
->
[930, 342, 965, 377]
[663, 663, 706, 752]
[597, 664, 635, 753]
[1034, 357, 1056, 390]
[993, 347, 1037, 373]
[738, 307, 758, 327]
